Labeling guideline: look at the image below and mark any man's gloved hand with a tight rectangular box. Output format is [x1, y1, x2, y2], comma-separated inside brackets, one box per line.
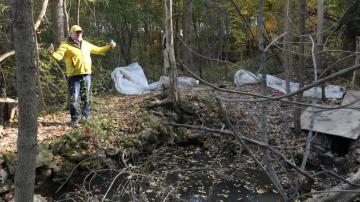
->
[110, 40, 117, 49]
[48, 43, 54, 54]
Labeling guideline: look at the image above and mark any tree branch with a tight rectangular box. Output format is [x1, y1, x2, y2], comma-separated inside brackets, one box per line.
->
[165, 121, 315, 182]
[0, 0, 49, 64]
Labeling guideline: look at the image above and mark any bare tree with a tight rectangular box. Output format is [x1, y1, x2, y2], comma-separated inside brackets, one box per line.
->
[12, 0, 38, 201]
[317, 0, 325, 100]
[64, 0, 70, 36]
[182, 0, 194, 72]
[164, 0, 178, 104]
[294, 0, 306, 134]
[283, 0, 293, 94]
[352, 36, 360, 88]
[257, 0, 287, 200]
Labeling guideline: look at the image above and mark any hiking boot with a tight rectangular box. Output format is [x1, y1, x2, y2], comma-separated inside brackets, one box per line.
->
[81, 116, 88, 125]
[69, 120, 79, 128]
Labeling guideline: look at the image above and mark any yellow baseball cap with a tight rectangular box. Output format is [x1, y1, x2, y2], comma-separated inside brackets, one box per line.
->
[70, 25, 83, 33]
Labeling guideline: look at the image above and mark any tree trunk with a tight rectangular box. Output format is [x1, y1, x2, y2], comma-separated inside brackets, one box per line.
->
[12, 0, 38, 201]
[50, 0, 65, 46]
[76, 0, 81, 25]
[164, 0, 178, 105]
[36, 39, 47, 111]
[294, 0, 306, 134]
[258, 0, 287, 200]
[63, 0, 69, 36]
[283, 0, 293, 94]
[317, 0, 325, 100]
[174, 0, 181, 61]
[182, 0, 194, 72]
[352, 36, 360, 88]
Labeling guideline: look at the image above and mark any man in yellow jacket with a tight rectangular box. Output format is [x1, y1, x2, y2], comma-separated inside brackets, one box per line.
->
[48, 25, 116, 127]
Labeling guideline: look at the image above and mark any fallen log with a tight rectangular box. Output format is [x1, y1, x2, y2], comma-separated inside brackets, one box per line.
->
[305, 169, 360, 202]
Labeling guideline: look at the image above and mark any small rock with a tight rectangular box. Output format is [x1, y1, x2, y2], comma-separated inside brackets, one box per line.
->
[36, 145, 54, 168]
[0, 154, 4, 164]
[321, 151, 335, 165]
[4, 153, 16, 175]
[105, 148, 119, 157]
[38, 166, 52, 177]
[0, 181, 10, 194]
[334, 157, 345, 167]
[0, 167, 8, 182]
[324, 151, 334, 158]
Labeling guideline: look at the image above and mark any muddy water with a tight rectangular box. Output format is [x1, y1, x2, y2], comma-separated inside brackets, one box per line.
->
[38, 146, 280, 201]
[160, 147, 280, 202]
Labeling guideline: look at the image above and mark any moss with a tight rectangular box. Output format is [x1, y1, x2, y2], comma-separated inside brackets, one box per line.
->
[79, 160, 103, 171]
[55, 159, 78, 178]
[3, 153, 16, 166]
[50, 138, 66, 155]
[117, 136, 141, 149]
[66, 130, 83, 146]
[142, 115, 158, 128]
[36, 145, 54, 168]
[86, 116, 118, 146]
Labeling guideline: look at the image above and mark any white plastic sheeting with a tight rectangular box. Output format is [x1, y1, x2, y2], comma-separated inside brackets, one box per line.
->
[111, 63, 149, 95]
[266, 75, 344, 99]
[234, 69, 261, 86]
[111, 62, 199, 95]
[233, 69, 344, 99]
[147, 76, 199, 91]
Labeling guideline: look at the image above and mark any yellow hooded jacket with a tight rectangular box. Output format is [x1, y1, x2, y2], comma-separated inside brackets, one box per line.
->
[52, 39, 112, 77]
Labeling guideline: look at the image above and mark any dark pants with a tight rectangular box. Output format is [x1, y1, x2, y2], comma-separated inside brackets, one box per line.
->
[67, 74, 91, 123]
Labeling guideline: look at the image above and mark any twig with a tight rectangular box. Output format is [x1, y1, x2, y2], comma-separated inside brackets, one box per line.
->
[101, 168, 128, 202]
[296, 190, 360, 201]
[215, 96, 288, 200]
[316, 168, 360, 188]
[56, 156, 96, 193]
[300, 35, 318, 170]
[165, 121, 315, 181]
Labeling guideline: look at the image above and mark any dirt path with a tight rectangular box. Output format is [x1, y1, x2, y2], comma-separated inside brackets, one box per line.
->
[0, 94, 152, 154]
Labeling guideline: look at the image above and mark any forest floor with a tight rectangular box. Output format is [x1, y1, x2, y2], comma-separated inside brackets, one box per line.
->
[0, 84, 357, 201]
[0, 93, 152, 154]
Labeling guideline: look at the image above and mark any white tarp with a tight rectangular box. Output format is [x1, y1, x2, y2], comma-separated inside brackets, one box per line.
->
[234, 69, 344, 99]
[111, 62, 199, 95]
[266, 75, 344, 99]
[111, 62, 149, 95]
[234, 69, 261, 86]
[147, 76, 200, 91]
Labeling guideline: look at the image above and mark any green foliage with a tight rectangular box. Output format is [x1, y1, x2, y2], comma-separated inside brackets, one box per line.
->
[86, 116, 118, 143]
[2, 0, 357, 110]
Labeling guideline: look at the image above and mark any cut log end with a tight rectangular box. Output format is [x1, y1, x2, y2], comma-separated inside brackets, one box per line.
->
[0, 97, 18, 123]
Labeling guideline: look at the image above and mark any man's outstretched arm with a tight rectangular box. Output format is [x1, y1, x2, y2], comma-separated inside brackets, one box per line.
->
[49, 42, 67, 61]
[90, 40, 116, 55]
